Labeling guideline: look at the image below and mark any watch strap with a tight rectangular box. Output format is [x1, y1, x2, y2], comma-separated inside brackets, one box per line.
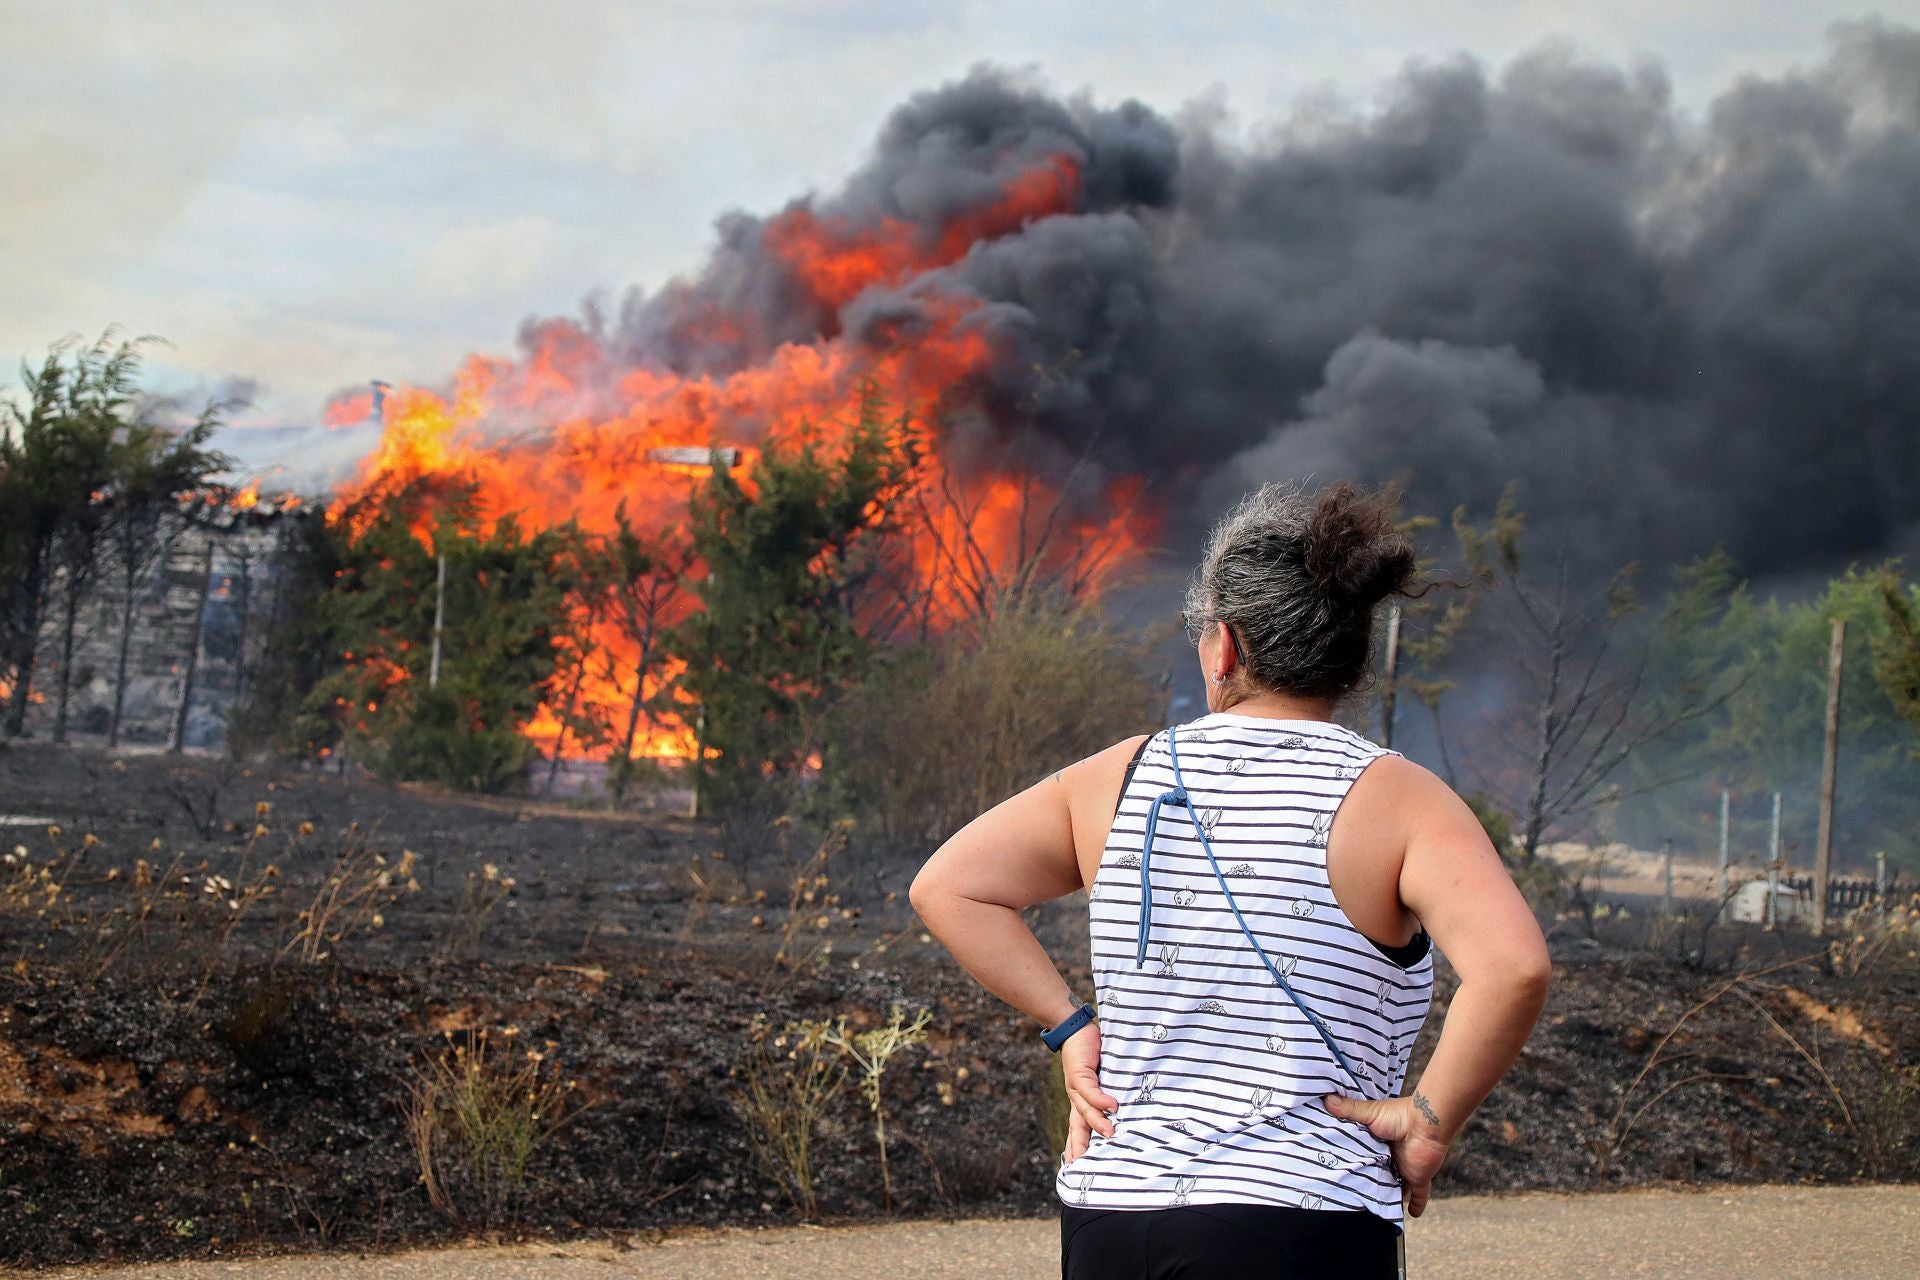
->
[1042, 1002, 1097, 1052]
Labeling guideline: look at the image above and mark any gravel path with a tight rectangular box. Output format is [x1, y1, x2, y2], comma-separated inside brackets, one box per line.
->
[25, 1184, 1919, 1279]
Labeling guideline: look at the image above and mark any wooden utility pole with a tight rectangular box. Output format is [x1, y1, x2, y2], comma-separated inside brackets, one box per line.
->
[1379, 603, 1402, 749]
[1662, 838, 1675, 918]
[1813, 619, 1845, 935]
[168, 540, 216, 754]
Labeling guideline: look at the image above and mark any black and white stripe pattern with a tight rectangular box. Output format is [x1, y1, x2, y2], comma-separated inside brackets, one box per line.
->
[1058, 712, 1434, 1223]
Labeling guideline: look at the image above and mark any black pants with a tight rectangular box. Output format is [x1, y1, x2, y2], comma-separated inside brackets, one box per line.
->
[1061, 1202, 1401, 1279]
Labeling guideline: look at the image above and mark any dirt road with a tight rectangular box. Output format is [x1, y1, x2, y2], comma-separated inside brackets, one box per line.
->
[24, 1184, 1917, 1279]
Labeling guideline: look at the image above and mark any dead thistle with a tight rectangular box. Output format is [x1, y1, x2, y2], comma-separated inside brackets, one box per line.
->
[815, 1006, 932, 1212]
[730, 1017, 849, 1218]
[280, 824, 418, 966]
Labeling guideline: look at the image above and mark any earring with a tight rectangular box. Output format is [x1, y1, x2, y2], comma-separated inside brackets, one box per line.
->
[1212, 675, 1225, 685]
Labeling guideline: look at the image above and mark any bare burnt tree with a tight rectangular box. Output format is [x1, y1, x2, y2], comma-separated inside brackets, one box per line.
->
[48, 478, 111, 743]
[168, 538, 217, 755]
[850, 357, 1139, 640]
[1375, 501, 1486, 788]
[1465, 486, 1743, 862]
[871, 421, 1143, 643]
[229, 544, 255, 705]
[600, 504, 694, 803]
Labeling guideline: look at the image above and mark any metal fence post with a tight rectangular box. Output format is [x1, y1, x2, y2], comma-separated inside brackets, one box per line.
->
[1765, 791, 1782, 931]
[1717, 789, 1731, 909]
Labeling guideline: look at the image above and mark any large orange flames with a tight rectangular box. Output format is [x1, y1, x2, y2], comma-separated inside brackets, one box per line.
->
[324, 153, 1151, 764]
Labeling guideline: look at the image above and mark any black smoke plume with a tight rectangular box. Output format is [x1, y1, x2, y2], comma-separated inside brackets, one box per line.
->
[595, 18, 1920, 586]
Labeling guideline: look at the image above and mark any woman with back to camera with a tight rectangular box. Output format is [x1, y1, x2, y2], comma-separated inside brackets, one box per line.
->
[909, 481, 1551, 1278]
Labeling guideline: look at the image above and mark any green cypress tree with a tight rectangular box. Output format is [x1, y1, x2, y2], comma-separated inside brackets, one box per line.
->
[673, 387, 921, 814]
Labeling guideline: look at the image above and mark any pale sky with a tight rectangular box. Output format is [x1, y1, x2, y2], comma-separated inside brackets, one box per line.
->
[6, 1, 1917, 437]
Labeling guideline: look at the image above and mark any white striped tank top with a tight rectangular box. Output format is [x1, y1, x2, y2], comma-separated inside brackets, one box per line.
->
[1055, 710, 1435, 1223]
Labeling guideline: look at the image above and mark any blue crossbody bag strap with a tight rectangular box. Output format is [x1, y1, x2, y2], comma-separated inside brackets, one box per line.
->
[1133, 724, 1367, 1092]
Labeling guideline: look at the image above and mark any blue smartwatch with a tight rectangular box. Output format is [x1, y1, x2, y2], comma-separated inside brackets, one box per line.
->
[1042, 1002, 1097, 1052]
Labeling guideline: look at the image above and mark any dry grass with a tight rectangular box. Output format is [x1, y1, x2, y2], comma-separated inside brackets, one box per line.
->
[443, 861, 516, 958]
[730, 1017, 849, 1217]
[280, 821, 417, 965]
[5, 816, 295, 995]
[404, 1026, 587, 1229]
[760, 819, 853, 989]
[1829, 893, 1920, 978]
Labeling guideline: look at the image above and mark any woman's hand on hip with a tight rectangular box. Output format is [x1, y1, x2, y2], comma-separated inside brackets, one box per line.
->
[1061, 1023, 1118, 1163]
[1322, 1093, 1451, 1217]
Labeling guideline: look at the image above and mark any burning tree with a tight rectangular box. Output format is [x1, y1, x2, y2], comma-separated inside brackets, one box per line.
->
[671, 390, 923, 813]
[297, 136, 1149, 789]
[292, 478, 576, 792]
[0, 332, 231, 740]
[536, 502, 696, 801]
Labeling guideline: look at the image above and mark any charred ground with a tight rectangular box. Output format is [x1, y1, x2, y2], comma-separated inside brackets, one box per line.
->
[1, 745, 1916, 1269]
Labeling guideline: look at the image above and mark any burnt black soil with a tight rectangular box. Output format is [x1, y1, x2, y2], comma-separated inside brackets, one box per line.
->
[2, 744, 1917, 1269]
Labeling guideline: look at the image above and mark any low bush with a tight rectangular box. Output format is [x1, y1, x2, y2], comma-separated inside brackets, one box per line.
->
[830, 593, 1165, 848]
[1829, 893, 1920, 978]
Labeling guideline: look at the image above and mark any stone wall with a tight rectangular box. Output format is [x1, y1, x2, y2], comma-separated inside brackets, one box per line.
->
[10, 498, 315, 751]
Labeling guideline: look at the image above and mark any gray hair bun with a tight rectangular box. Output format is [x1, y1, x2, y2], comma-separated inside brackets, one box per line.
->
[1187, 480, 1421, 701]
[1301, 481, 1417, 607]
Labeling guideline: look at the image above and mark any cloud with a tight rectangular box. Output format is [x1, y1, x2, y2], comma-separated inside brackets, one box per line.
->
[413, 217, 569, 300]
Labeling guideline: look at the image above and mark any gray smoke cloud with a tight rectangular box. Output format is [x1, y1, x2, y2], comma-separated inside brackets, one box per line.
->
[519, 20, 1920, 585]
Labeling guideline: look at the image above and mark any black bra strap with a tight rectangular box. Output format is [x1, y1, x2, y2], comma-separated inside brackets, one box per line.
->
[1112, 734, 1152, 825]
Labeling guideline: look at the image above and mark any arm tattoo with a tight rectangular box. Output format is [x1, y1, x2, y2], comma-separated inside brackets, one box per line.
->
[1412, 1091, 1441, 1128]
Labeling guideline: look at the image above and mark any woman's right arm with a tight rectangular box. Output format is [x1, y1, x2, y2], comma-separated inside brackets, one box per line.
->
[1324, 760, 1551, 1216]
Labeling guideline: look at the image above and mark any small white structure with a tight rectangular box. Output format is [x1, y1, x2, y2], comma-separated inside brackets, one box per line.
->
[1724, 879, 1808, 927]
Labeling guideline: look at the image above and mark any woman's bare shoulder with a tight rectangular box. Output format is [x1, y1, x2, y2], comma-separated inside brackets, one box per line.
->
[1349, 753, 1480, 830]
[1082, 733, 1155, 770]
[1058, 734, 1154, 796]
[1359, 751, 1449, 796]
